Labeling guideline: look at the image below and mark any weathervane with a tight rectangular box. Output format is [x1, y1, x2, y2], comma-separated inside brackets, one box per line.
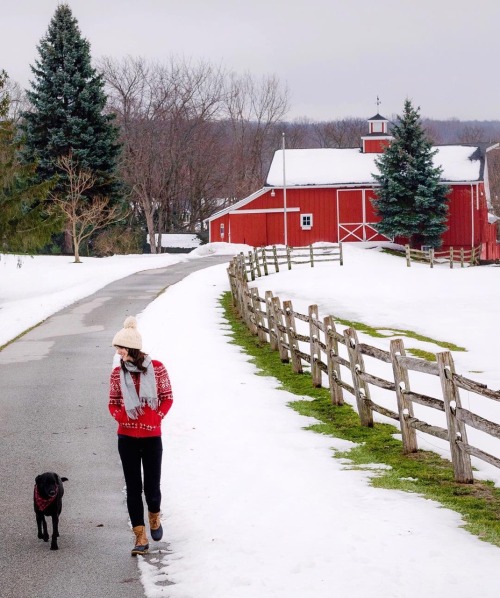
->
[376, 96, 381, 110]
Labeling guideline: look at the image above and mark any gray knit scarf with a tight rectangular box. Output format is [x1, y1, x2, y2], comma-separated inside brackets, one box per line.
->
[119, 355, 158, 420]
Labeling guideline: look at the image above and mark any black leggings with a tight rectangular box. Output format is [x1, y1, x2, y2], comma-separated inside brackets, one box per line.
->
[117, 435, 163, 528]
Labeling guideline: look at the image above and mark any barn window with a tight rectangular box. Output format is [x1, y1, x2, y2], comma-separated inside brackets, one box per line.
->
[220, 223, 225, 239]
[301, 213, 313, 230]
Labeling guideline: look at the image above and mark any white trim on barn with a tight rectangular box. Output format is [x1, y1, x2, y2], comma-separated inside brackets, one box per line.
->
[205, 188, 269, 223]
[229, 207, 300, 214]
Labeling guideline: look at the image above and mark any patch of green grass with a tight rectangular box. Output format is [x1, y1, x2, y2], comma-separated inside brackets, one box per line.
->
[221, 292, 500, 547]
[380, 248, 406, 259]
[333, 316, 466, 354]
[407, 348, 437, 361]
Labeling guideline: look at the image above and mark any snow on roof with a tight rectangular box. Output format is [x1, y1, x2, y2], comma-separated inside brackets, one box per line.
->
[266, 145, 482, 187]
[433, 146, 482, 181]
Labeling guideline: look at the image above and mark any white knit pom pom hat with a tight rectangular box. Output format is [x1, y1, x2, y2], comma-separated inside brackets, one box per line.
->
[112, 316, 143, 350]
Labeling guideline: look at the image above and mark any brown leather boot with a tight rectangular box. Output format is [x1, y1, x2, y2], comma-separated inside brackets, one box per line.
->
[131, 525, 149, 556]
[148, 511, 163, 541]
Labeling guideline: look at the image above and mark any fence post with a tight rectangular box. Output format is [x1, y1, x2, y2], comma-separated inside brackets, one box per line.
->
[240, 280, 253, 331]
[234, 271, 245, 318]
[253, 248, 262, 278]
[261, 247, 268, 276]
[251, 287, 266, 342]
[265, 291, 278, 351]
[472, 245, 479, 266]
[238, 253, 248, 282]
[460, 247, 465, 268]
[272, 245, 279, 273]
[324, 316, 344, 406]
[449, 247, 454, 269]
[429, 248, 434, 268]
[390, 339, 418, 454]
[286, 246, 292, 270]
[339, 242, 343, 266]
[247, 251, 255, 281]
[310, 244, 314, 268]
[271, 297, 289, 362]
[344, 327, 373, 427]
[227, 260, 237, 307]
[405, 245, 411, 267]
[246, 286, 258, 336]
[283, 300, 303, 373]
[233, 273, 242, 317]
[309, 305, 321, 387]
[437, 351, 473, 483]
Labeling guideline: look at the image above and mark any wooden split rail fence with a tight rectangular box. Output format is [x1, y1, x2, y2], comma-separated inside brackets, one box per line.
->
[405, 244, 481, 268]
[228, 255, 500, 484]
[242, 243, 343, 281]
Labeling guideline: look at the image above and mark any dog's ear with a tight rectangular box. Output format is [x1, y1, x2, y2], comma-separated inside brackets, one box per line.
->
[61, 477, 68, 482]
[35, 475, 41, 484]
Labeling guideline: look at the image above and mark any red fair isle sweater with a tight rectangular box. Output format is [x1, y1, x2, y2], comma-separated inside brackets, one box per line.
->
[109, 359, 173, 438]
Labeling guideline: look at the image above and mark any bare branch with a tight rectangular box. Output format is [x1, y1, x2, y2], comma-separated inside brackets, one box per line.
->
[51, 154, 127, 262]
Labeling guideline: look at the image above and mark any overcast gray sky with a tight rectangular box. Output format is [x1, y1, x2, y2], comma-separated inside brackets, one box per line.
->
[2, 0, 499, 122]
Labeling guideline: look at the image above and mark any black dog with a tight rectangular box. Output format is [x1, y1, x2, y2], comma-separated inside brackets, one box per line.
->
[34, 472, 68, 550]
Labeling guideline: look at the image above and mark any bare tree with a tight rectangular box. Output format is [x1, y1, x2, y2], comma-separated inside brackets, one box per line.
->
[224, 72, 289, 198]
[282, 118, 313, 149]
[313, 118, 366, 148]
[51, 154, 125, 263]
[458, 124, 485, 144]
[421, 120, 443, 144]
[100, 57, 290, 245]
[0, 73, 29, 124]
[100, 56, 229, 252]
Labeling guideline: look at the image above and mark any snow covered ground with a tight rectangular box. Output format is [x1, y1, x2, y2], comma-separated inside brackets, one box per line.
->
[2, 243, 500, 597]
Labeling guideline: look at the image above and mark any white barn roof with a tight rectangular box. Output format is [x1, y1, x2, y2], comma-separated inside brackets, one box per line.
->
[266, 145, 483, 187]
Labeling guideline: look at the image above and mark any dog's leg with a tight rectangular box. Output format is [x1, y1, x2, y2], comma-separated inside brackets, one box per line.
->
[36, 511, 43, 539]
[37, 512, 49, 542]
[50, 514, 59, 550]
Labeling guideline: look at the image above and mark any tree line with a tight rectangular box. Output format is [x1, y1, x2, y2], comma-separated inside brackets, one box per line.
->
[1, 3, 500, 260]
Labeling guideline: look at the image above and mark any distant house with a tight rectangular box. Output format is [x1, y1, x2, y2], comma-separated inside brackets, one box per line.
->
[147, 233, 201, 253]
[206, 114, 500, 260]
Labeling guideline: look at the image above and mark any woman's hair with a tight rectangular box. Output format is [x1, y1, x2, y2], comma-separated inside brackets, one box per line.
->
[117, 346, 148, 373]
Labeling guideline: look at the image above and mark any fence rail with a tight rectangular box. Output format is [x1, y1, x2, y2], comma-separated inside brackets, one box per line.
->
[227, 254, 500, 483]
[243, 243, 343, 280]
[405, 244, 481, 268]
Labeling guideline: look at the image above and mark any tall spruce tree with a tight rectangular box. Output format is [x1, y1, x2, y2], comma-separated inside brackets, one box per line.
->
[373, 99, 449, 248]
[0, 70, 58, 252]
[22, 4, 120, 199]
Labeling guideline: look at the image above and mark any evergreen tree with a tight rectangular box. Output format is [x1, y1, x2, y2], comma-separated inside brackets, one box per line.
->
[21, 4, 120, 198]
[373, 99, 449, 248]
[0, 70, 58, 253]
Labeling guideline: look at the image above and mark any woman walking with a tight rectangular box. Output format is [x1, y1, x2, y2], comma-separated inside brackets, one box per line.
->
[109, 316, 173, 556]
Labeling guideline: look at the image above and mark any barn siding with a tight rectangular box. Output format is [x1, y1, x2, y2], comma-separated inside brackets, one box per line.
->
[208, 180, 498, 255]
[210, 214, 230, 243]
[230, 213, 268, 246]
[363, 139, 391, 153]
[229, 188, 341, 246]
[442, 185, 476, 247]
[287, 188, 338, 245]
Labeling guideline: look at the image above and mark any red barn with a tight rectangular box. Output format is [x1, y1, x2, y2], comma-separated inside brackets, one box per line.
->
[206, 114, 500, 260]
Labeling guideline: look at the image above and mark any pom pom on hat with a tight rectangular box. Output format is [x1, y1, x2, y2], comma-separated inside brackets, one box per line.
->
[112, 316, 143, 350]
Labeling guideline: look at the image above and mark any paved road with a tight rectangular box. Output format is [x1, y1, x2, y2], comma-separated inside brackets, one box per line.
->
[0, 255, 231, 598]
